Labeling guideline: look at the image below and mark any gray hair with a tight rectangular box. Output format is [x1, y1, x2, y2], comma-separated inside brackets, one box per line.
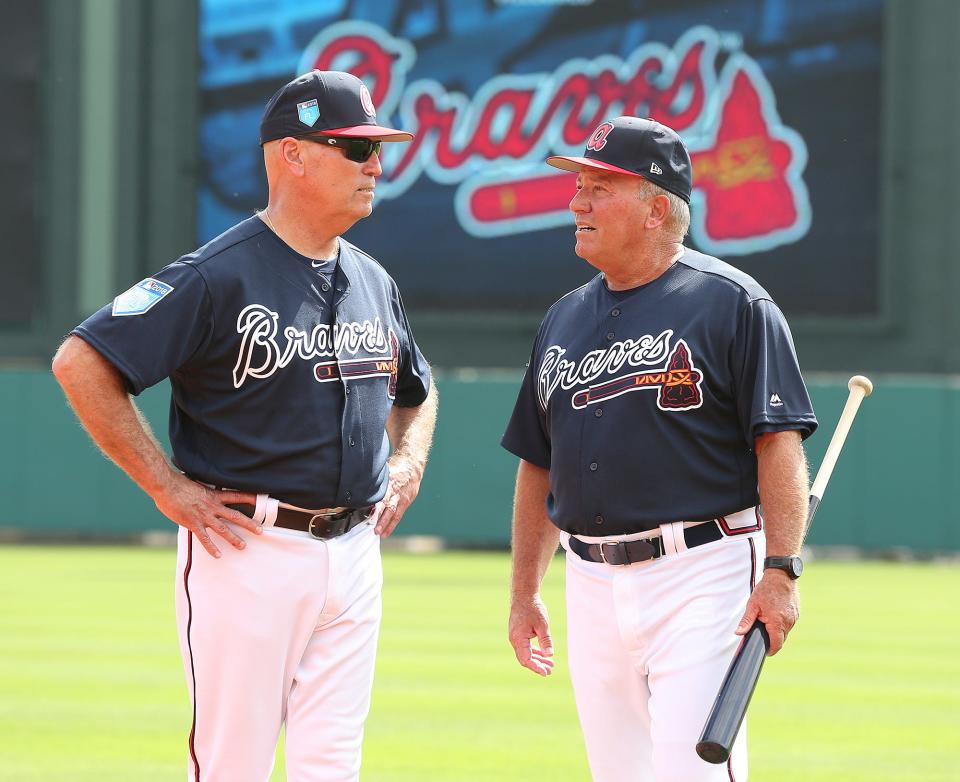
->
[638, 179, 690, 239]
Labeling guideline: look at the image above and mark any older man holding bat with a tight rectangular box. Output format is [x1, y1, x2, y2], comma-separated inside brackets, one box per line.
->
[501, 116, 818, 782]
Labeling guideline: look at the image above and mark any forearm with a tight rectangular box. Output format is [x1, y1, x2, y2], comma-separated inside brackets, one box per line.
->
[386, 382, 438, 477]
[52, 336, 175, 499]
[511, 460, 560, 601]
[755, 430, 810, 557]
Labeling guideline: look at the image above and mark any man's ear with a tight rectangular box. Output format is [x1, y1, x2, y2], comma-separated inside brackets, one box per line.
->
[645, 193, 670, 229]
[278, 137, 306, 176]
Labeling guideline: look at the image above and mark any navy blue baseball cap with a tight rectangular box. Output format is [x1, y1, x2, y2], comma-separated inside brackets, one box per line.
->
[547, 116, 692, 203]
[259, 70, 414, 145]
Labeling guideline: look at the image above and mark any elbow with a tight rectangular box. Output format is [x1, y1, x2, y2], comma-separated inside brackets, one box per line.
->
[52, 336, 94, 391]
[51, 339, 76, 385]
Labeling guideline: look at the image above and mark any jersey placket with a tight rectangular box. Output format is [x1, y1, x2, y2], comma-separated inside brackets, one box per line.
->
[332, 271, 360, 507]
[582, 303, 623, 531]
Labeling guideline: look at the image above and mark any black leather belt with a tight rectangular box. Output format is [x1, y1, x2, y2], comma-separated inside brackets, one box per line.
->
[568, 521, 723, 565]
[227, 503, 374, 540]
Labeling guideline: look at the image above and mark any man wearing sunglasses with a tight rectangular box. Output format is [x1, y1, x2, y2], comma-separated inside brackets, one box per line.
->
[52, 70, 436, 782]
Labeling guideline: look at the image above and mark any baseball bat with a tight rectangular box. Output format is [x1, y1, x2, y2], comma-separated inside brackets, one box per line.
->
[695, 375, 874, 765]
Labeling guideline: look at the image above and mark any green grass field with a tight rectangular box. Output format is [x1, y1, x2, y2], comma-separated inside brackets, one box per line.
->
[1, 546, 958, 781]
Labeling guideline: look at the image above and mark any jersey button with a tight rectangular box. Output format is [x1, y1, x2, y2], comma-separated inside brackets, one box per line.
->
[606, 331, 615, 341]
[345, 387, 351, 396]
[321, 282, 331, 292]
[345, 491, 352, 501]
[611, 308, 621, 317]
[349, 436, 355, 447]
[589, 461, 598, 471]
[594, 515, 604, 525]
[594, 408, 603, 418]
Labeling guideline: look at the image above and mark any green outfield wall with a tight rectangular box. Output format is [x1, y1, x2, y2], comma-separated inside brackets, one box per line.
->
[4, 370, 957, 553]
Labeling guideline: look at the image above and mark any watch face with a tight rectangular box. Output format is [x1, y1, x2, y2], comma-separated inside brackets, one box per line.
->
[789, 556, 804, 578]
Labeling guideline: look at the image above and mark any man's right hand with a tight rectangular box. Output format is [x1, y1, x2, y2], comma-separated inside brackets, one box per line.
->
[508, 595, 555, 677]
[154, 473, 262, 558]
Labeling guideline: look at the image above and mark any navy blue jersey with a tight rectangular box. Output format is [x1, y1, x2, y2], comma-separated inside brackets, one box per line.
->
[501, 248, 817, 535]
[74, 217, 431, 509]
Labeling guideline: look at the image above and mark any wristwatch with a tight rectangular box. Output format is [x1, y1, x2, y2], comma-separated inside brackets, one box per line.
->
[763, 555, 803, 579]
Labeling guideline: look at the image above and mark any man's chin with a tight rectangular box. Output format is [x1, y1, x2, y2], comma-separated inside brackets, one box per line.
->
[573, 241, 595, 263]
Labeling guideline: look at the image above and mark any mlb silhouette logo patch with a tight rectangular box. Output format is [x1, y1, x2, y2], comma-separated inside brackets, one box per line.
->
[112, 278, 174, 316]
[297, 99, 320, 127]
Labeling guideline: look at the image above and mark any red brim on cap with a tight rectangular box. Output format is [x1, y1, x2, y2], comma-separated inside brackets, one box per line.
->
[546, 155, 641, 178]
[321, 125, 414, 141]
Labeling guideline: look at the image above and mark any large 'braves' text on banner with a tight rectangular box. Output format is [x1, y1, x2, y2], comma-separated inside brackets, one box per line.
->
[300, 22, 810, 256]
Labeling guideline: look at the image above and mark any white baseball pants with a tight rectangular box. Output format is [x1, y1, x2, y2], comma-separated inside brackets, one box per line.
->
[174, 518, 382, 782]
[562, 513, 764, 782]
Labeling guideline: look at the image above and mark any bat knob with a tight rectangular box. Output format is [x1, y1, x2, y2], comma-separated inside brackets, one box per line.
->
[848, 375, 873, 396]
[695, 741, 729, 765]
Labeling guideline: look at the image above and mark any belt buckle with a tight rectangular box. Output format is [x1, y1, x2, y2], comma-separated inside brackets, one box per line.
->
[599, 538, 658, 565]
[307, 515, 328, 539]
[599, 540, 627, 565]
[307, 507, 352, 538]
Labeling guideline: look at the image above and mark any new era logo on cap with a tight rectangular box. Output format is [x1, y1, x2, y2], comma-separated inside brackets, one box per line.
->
[545, 116, 692, 203]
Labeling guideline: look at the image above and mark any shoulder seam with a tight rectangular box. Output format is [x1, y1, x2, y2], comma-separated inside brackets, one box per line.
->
[677, 260, 772, 304]
[341, 238, 389, 274]
[546, 276, 598, 314]
[175, 263, 217, 364]
[187, 221, 269, 269]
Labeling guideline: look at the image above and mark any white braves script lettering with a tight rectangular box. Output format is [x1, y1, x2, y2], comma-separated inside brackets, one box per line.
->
[233, 304, 389, 388]
[537, 330, 673, 410]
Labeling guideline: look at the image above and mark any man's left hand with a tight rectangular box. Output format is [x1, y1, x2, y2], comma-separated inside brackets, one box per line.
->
[372, 457, 422, 537]
[735, 570, 799, 655]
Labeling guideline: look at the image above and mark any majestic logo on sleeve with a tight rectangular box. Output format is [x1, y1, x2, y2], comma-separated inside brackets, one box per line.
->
[232, 304, 399, 397]
[538, 330, 703, 412]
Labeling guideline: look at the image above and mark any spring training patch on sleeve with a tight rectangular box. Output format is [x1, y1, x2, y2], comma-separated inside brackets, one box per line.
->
[112, 278, 175, 316]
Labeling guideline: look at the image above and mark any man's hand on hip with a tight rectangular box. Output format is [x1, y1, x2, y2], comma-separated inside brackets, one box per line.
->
[372, 456, 422, 537]
[735, 570, 800, 655]
[153, 473, 261, 558]
[508, 595, 555, 676]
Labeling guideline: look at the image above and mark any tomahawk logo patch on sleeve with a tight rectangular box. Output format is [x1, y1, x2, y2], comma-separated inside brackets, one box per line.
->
[112, 278, 175, 316]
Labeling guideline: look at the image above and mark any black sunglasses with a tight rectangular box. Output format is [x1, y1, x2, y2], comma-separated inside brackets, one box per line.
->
[301, 136, 382, 163]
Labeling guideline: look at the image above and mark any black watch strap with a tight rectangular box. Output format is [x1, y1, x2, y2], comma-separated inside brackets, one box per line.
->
[763, 555, 803, 579]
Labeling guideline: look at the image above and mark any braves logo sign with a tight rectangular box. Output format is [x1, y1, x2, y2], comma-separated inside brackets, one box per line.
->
[299, 23, 810, 256]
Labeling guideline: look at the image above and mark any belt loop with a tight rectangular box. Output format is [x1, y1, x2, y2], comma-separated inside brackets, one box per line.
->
[667, 521, 687, 554]
[252, 493, 268, 524]
[261, 496, 279, 529]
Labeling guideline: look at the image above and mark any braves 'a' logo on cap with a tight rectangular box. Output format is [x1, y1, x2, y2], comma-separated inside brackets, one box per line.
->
[586, 122, 614, 152]
[359, 84, 376, 118]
